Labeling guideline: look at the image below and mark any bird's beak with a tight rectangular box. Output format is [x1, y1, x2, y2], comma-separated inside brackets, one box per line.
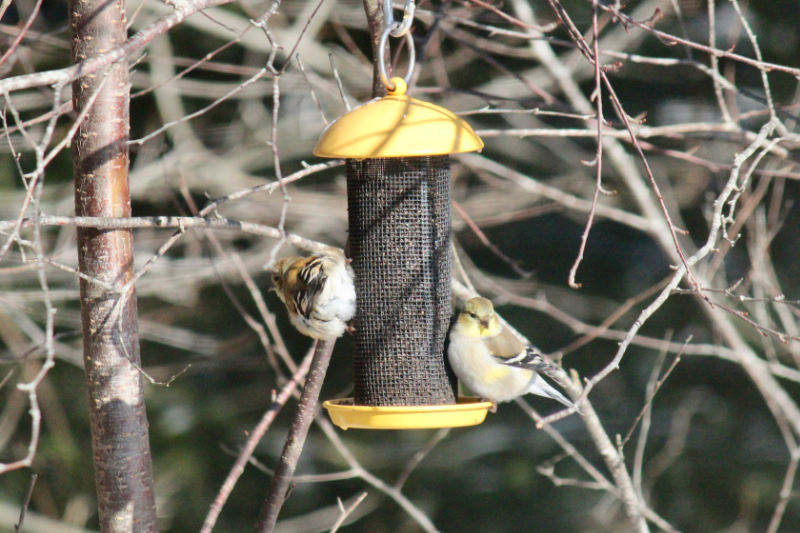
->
[480, 317, 491, 330]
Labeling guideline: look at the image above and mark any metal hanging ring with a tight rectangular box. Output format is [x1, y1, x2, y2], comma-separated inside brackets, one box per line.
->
[390, 0, 415, 37]
[382, 0, 394, 28]
[378, 25, 415, 91]
[383, 0, 415, 38]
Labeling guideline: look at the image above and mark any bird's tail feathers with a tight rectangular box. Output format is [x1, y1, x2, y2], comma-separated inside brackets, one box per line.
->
[527, 373, 576, 410]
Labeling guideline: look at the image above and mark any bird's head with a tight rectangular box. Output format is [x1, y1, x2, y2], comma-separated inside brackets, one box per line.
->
[458, 297, 501, 337]
[270, 258, 294, 301]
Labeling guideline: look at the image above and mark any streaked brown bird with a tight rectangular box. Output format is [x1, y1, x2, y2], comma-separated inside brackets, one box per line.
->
[271, 248, 356, 340]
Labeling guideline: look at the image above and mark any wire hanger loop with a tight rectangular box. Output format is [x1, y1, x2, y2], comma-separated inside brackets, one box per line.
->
[379, 0, 416, 91]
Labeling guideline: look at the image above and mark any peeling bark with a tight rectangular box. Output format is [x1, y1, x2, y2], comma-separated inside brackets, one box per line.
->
[70, 0, 158, 530]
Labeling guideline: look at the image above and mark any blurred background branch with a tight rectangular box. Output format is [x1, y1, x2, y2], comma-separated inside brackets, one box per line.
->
[2, 0, 800, 531]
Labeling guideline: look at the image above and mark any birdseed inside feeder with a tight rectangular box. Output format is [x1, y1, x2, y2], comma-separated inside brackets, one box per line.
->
[315, 13, 490, 428]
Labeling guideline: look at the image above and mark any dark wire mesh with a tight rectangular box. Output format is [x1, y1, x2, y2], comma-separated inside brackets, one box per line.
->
[347, 156, 457, 406]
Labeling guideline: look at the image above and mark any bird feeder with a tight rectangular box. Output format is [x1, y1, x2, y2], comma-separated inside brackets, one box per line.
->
[314, 77, 491, 429]
[316, 6, 490, 429]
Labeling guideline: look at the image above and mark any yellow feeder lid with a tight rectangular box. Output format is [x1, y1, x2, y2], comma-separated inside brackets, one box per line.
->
[313, 78, 484, 158]
[323, 397, 493, 430]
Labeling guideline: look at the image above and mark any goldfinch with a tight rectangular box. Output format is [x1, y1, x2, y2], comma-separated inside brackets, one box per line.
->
[448, 297, 574, 408]
[271, 249, 356, 340]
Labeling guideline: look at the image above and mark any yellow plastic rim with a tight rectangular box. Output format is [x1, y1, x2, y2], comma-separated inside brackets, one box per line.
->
[323, 397, 493, 430]
[313, 77, 484, 158]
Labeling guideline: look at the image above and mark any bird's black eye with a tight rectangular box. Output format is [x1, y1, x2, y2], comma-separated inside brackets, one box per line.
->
[468, 312, 477, 319]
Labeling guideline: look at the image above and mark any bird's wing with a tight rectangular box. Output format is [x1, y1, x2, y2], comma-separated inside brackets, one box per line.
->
[497, 347, 550, 370]
[486, 328, 578, 411]
[294, 254, 338, 319]
[485, 328, 527, 360]
[289, 262, 317, 319]
[297, 255, 330, 291]
[487, 329, 551, 370]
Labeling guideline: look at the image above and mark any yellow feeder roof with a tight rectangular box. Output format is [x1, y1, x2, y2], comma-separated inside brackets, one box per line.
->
[313, 78, 484, 158]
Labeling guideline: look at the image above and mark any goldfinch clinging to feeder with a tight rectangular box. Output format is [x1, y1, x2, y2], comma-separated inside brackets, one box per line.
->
[448, 297, 575, 409]
[271, 248, 356, 341]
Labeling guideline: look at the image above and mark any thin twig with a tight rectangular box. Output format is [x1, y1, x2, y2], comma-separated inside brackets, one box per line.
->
[254, 339, 336, 533]
[0, 215, 331, 254]
[621, 339, 686, 450]
[13, 473, 37, 533]
[329, 54, 351, 111]
[394, 428, 450, 490]
[201, 347, 315, 533]
[329, 492, 368, 533]
[0, 0, 44, 68]
[295, 54, 328, 125]
[315, 416, 440, 533]
[536, 119, 780, 428]
[452, 200, 530, 278]
[567, 0, 610, 289]
[0, 0, 238, 93]
[603, 4, 800, 78]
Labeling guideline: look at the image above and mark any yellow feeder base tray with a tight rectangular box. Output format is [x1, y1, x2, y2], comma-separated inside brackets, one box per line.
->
[323, 397, 493, 430]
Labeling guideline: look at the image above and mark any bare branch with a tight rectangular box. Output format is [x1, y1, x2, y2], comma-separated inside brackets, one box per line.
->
[0, 0, 237, 94]
[254, 339, 336, 533]
[201, 347, 315, 533]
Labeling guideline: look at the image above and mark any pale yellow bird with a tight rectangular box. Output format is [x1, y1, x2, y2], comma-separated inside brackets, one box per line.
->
[271, 249, 356, 340]
[448, 297, 575, 408]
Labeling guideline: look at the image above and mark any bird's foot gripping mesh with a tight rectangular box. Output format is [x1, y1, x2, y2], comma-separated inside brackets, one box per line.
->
[347, 156, 457, 406]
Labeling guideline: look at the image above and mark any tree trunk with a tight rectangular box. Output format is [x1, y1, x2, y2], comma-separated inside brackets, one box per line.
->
[70, 0, 158, 530]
